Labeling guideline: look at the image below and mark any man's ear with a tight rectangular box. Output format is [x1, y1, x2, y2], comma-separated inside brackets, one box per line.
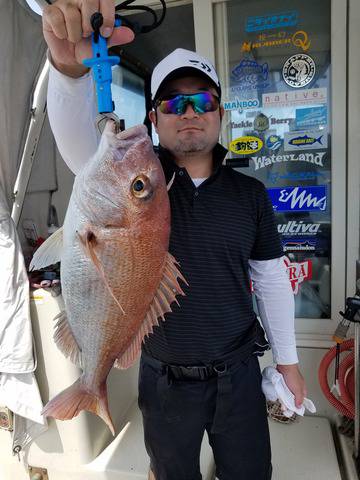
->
[219, 105, 225, 120]
[149, 110, 159, 132]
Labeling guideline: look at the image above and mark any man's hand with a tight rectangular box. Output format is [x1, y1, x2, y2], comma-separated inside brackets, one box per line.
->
[42, 0, 134, 77]
[276, 363, 307, 408]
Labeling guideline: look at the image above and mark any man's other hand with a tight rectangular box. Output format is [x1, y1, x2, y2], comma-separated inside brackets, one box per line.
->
[42, 0, 134, 77]
[276, 363, 307, 408]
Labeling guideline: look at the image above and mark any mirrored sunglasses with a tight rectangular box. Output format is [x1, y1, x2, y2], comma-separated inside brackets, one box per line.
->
[156, 92, 220, 115]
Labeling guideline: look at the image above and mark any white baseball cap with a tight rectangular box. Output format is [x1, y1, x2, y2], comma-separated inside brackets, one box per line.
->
[151, 48, 221, 101]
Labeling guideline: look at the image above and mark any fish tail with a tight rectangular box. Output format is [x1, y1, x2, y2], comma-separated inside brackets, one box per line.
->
[42, 379, 115, 435]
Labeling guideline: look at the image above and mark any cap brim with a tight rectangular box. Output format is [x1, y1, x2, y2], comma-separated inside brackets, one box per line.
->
[153, 67, 221, 101]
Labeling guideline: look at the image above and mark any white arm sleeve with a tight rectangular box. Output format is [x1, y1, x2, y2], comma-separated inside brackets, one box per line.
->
[249, 256, 298, 365]
[47, 51, 100, 175]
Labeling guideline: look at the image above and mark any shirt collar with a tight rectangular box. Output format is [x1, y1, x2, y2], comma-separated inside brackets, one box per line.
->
[156, 143, 228, 182]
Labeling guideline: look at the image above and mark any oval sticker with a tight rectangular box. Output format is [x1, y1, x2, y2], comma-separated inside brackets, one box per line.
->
[229, 136, 263, 155]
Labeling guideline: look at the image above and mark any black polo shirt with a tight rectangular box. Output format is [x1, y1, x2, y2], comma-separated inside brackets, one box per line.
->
[142, 143, 283, 365]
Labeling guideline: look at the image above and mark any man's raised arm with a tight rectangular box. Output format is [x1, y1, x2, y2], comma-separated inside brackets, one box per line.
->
[42, 0, 134, 174]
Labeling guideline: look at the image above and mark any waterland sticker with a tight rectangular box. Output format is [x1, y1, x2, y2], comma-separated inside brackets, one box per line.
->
[267, 185, 327, 212]
[283, 256, 312, 294]
[284, 129, 328, 151]
[262, 88, 327, 108]
[229, 136, 263, 155]
[296, 106, 328, 129]
[245, 11, 298, 32]
[252, 151, 326, 170]
[282, 54, 316, 88]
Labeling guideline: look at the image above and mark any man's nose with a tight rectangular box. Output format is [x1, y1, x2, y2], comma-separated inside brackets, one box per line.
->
[180, 102, 199, 118]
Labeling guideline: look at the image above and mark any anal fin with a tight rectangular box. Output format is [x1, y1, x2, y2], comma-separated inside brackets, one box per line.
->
[53, 311, 82, 368]
[114, 252, 187, 369]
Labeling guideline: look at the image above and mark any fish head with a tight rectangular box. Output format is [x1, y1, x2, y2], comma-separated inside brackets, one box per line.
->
[77, 122, 169, 229]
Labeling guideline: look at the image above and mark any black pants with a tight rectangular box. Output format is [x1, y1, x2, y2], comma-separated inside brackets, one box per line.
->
[138, 353, 272, 480]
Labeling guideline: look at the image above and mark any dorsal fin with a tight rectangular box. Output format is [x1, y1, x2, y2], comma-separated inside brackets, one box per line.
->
[29, 226, 63, 271]
[114, 252, 187, 369]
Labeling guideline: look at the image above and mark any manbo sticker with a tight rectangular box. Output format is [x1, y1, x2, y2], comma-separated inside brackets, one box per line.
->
[245, 11, 298, 32]
[296, 106, 328, 129]
[241, 30, 311, 53]
[223, 97, 260, 112]
[284, 129, 328, 151]
[282, 54, 316, 88]
[262, 88, 327, 108]
[229, 136, 264, 155]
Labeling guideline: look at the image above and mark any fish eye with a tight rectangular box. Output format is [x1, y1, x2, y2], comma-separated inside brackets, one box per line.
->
[131, 175, 153, 199]
[133, 179, 144, 192]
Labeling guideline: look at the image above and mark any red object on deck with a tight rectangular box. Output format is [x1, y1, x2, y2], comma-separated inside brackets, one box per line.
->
[318, 339, 355, 419]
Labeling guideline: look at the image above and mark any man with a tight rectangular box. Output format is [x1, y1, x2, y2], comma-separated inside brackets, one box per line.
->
[42, 1, 306, 479]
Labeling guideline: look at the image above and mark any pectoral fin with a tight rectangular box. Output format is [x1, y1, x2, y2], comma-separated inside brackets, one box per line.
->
[77, 230, 126, 315]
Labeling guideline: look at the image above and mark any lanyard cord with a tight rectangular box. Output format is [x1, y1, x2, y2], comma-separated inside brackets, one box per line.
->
[115, 0, 166, 34]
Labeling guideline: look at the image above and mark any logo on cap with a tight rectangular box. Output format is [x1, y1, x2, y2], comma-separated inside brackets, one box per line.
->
[189, 59, 212, 73]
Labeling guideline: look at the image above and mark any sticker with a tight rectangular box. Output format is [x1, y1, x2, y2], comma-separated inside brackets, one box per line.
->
[231, 59, 269, 91]
[229, 136, 263, 155]
[254, 113, 270, 131]
[282, 54, 316, 88]
[231, 116, 292, 129]
[267, 185, 327, 212]
[284, 129, 328, 151]
[283, 257, 312, 295]
[266, 135, 283, 151]
[223, 97, 260, 112]
[296, 106, 328, 129]
[267, 170, 326, 185]
[282, 238, 316, 252]
[245, 11, 298, 32]
[278, 221, 321, 236]
[241, 30, 311, 53]
[262, 88, 327, 108]
[252, 151, 326, 170]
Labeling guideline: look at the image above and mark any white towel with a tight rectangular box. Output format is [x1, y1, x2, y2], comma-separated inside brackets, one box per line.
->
[262, 366, 316, 417]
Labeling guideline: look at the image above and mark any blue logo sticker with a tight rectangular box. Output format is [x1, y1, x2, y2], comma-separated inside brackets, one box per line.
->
[267, 185, 327, 212]
[245, 11, 298, 32]
[267, 170, 326, 185]
[231, 59, 269, 91]
[282, 238, 317, 252]
[284, 129, 328, 151]
[296, 106, 327, 129]
[266, 135, 283, 151]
